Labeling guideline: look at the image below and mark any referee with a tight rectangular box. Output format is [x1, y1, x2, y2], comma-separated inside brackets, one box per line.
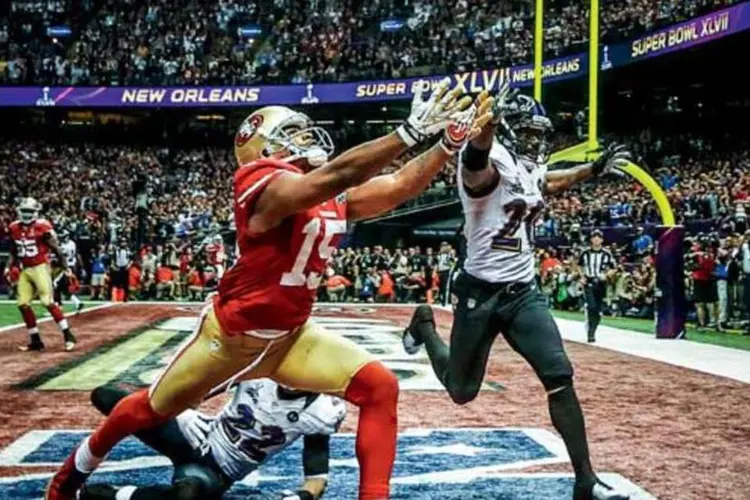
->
[579, 229, 615, 343]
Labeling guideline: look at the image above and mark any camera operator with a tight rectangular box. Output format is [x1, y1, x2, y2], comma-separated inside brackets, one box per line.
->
[688, 235, 720, 331]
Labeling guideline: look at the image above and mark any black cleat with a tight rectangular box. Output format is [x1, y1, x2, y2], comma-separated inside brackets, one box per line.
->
[402, 305, 433, 355]
[64, 330, 77, 352]
[574, 479, 631, 500]
[79, 484, 117, 500]
[19, 341, 45, 352]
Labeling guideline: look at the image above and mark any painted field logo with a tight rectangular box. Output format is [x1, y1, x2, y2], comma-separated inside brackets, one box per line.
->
[19, 311, 496, 392]
[0, 428, 653, 499]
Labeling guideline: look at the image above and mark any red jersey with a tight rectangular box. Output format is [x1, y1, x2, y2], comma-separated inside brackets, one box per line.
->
[214, 159, 348, 335]
[205, 243, 225, 266]
[9, 219, 54, 268]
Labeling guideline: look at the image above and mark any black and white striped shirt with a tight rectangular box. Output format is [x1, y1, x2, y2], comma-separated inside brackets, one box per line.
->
[579, 248, 615, 280]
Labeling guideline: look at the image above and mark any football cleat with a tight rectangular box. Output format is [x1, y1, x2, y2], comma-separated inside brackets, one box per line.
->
[402, 305, 434, 355]
[19, 341, 45, 352]
[64, 331, 77, 352]
[45, 447, 91, 499]
[78, 483, 117, 500]
[574, 479, 631, 500]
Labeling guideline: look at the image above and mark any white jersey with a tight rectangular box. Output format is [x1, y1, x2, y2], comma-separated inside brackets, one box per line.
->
[61, 240, 77, 268]
[457, 139, 546, 283]
[188, 379, 345, 481]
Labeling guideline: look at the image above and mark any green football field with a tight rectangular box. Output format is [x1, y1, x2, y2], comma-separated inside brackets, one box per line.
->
[552, 310, 750, 352]
[0, 302, 79, 328]
[1, 301, 749, 352]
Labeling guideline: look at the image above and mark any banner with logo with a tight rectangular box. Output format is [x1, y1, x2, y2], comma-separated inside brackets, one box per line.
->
[0, 2, 747, 107]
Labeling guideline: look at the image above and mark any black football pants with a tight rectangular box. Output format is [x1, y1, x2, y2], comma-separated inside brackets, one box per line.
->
[425, 271, 574, 405]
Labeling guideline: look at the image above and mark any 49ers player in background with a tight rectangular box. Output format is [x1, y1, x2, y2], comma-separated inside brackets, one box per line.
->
[204, 233, 226, 278]
[6, 197, 77, 352]
[47, 79, 493, 500]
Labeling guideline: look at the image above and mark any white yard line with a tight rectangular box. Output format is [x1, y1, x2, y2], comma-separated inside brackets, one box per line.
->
[7, 299, 747, 384]
[554, 317, 750, 384]
[0, 302, 116, 334]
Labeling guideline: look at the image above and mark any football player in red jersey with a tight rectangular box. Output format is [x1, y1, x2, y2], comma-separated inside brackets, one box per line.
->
[5, 197, 77, 352]
[47, 80, 493, 500]
[204, 234, 226, 279]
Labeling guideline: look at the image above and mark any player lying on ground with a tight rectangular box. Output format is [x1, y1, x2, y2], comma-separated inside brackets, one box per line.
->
[80, 379, 344, 500]
[48, 80, 494, 500]
[403, 86, 632, 500]
[6, 197, 77, 352]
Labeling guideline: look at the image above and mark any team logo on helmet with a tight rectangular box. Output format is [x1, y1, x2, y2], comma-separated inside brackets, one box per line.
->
[235, 114, 264, 147]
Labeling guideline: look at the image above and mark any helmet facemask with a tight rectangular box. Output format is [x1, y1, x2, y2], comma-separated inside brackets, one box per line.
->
[266, 114, 334, 168]
[17, 199, 40, 224]
[514, 116, 553, 164]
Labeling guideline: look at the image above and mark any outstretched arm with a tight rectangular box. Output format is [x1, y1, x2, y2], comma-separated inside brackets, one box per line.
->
[347, 143, 453, 221]
[544, 164, 598, 195]
[252, 80, 470, 233]
[545, 143, 631, 195]
[347, 93, 494, 221]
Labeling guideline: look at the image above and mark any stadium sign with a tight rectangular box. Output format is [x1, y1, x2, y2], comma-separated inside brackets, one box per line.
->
[0, 2, 747, 107]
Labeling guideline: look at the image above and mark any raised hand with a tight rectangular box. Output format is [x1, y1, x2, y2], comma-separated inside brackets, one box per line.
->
[592, 143, 632, 175]
[439, 92, 495, 155]
[396, 77, 473, 147]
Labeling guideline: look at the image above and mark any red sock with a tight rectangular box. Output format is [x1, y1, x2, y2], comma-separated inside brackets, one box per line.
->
[88, 389, 167, 458]
[344, 361, 399, 500]
[19, 306, 37, 329]
[47, 303, 65, 323]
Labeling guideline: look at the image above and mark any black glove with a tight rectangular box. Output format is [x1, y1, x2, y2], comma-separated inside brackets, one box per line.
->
[592, 143, 631, 176]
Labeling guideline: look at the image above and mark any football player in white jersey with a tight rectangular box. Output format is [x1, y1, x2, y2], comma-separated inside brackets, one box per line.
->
[55, 230, 84, 313]
[403, 85, 632, 500]
[80, 379, 346, 500]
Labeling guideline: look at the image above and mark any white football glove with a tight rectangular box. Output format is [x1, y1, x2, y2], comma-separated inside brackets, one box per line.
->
[439, 91, 495, 155]
[175, 409, 213, 449]
[396, 77, 471, 147]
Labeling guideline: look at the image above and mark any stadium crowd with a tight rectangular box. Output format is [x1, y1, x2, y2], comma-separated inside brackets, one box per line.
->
[0, 0, 739, 85]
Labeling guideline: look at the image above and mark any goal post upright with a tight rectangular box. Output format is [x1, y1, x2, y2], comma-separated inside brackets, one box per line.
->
[538, 0, 685, 338]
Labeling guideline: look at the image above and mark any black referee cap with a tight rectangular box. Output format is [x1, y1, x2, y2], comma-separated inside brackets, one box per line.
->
[591, 229, 603, 238]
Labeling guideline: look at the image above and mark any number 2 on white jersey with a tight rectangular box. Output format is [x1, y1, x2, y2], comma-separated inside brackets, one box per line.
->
[280, 217, 346, 289]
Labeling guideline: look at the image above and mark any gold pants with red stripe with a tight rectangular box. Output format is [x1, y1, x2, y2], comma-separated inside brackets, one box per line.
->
[149, 306, 375, 415]
[17, 264, 53, 307]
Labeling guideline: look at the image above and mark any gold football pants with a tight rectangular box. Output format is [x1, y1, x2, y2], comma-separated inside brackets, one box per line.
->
[149, 306, 375, 416]
[17, 264, 53, 307]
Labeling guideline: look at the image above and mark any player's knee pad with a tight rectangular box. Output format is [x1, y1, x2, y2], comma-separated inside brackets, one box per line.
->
[173, 464, 225, 500]
[447, 380, 481, 406]
[91, 385, 131, 416]
[39, 295, 53, 307]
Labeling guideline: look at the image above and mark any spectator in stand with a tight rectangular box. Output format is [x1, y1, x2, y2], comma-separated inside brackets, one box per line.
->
[325, 266, 351, 302]
[436, 241, 456, 305]
[128, 262, 142, 300]
[187, 265, 205, 301]
[155, 261, 176, 300]
[90, 247, 108, 300]
[377, 270, 395, 303]
[689, 238, 720, 330]
[741, 231, 750, 334]
[111, 237, 131, 302]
